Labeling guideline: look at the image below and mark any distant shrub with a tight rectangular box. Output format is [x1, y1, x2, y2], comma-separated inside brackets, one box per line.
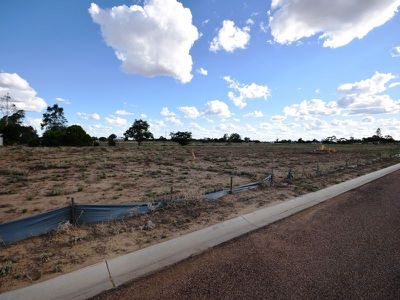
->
[64, 125, 92, 146]
[170, 131, 192, 146]
[42, 125, 92, 147]
[42, 128, 66, 147]
[108, 138, 116, 146]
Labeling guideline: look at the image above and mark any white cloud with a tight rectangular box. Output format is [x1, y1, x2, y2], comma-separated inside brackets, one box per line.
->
[224, 76, 270, 108]
[165, 115, 183, 126]
[55, 97, 71, 105]
[25, 118, 42, 132]
[105, 116, 128, 126]
[246, 18, 254, 26]
[243, 110, 264, 118]
[210, 20, 251, 52]
[160, 106, 176, 117]
[391, 46, 400, 57]
[114, 109, 134, 116]
[140, 113, 147, 119]
[259, 21, 269, 33]
[89, 0, 199, 84]
[178, 106, 201, 119]
[204, 100, 232, 118]
[197, 68, 208, 76]
[271, 115, 286, 122]
[283, 99, 339, 117]
[0, 72, 47, 112]
[269, 0, 400, 48]
[389, 82, 400, 89]
[337, 72, 400, 114]
[77, 112, 101, 120]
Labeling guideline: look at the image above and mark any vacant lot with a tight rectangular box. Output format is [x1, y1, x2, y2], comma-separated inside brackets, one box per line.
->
[0, 142, 399, 292]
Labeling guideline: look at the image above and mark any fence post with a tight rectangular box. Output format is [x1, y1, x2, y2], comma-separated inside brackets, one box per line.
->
[70, 198, 76, 225]
[229, 176, 233, 194]
[270, 169, 274, 186]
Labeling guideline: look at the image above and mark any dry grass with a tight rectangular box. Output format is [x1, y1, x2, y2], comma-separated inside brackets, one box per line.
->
[0, 142, 399, 292]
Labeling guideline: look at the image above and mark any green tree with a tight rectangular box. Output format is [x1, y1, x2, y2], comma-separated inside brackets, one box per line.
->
[42, 127, 66, 147]
[64, 125, 92, 146]
[229, 133, 242, 143]
[376, 128, 382, 138]
[41, 104, 67, 130]
[170, 131, 192, 146]
[107, 133, 117, 146]
[124, 119, 154, 146]
[0, 93, 17, 126]
[0, 110, 39, 145]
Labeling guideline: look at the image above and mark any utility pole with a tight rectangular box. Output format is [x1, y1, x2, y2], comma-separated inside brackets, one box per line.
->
[0, 93, 17, 126]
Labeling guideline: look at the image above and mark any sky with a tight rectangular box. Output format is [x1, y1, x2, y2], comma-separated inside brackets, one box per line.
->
[0, 0, 399, 141]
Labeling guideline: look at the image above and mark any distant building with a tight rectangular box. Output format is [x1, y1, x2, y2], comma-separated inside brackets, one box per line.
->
[0, 134, 3, 146]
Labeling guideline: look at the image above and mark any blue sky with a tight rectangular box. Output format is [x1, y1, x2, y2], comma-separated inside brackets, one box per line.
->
[0, 0, 399, 140]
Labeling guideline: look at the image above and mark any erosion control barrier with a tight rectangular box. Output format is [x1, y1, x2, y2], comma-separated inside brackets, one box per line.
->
[0, 176, 272, 244]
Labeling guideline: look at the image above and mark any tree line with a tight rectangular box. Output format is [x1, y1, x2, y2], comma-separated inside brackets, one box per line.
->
[0, 95, 398, 147]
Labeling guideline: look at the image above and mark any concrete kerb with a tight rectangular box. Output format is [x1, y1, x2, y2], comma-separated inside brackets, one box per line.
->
[1, 163, 400, 300]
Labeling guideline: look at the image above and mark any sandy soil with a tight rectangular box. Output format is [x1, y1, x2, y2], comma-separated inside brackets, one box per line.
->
[92, 170, 400, 300]
[0, 143, 399, 293]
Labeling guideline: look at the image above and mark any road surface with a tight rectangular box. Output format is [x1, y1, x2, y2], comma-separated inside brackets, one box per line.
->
[92, 170, 400, 300]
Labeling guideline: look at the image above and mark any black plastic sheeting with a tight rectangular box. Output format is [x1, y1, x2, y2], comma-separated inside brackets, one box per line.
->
[0, 176, 271, 244]
[74, 202, 164, 224]
[0, 207, 71, 244]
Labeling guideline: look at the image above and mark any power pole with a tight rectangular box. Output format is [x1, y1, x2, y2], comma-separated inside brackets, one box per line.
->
[0, 93, 17, 126]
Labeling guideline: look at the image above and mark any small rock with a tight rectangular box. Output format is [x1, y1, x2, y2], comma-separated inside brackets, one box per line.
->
[143, 220, 156, 231]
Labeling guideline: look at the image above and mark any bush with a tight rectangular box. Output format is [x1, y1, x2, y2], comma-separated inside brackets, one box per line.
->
[42, 125, 92, 147]
[64, 125, 92, 146]
[170, 131, 192, 146]
[108, 139, 116, 146]
[42, 128, 66, 147]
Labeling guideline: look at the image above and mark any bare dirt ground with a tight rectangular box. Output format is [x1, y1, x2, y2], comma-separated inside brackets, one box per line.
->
[0, 142, 399, 292]
[92, 170, 400, 300]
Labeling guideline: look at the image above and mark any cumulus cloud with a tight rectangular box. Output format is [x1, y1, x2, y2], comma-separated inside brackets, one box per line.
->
[391, 46, 400, 57]
[224, 76, 270, 108]
[55, 97, 71, 105]
[197, 68, 208, 76]
[243, 110, 264, 118]
[389, 82, 400, 89]
[25, 118, 42, 132]
[204, 100, 232, 118]
[140, 113, 147, 119]
[105, 116, 128, 126]
[0, 72, 47, 112]
[337, 72, 400, 114]
[77, 112, 101, 120]
[114, 109, 134, 116]
[210, 20, 251, 52]
[165, 115, 183, 126]
[271, 115, 286, 122]
[160, 106, 176, 117]
[283, 99, 339, 117]
[269, 0, 400, 48]
[89, 0, 199, 84]
[281, 72, 400, 119]
[178, 106, 201, 119]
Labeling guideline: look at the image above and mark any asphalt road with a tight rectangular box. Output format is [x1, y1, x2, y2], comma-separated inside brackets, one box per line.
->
[92, 170, 400, 300]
